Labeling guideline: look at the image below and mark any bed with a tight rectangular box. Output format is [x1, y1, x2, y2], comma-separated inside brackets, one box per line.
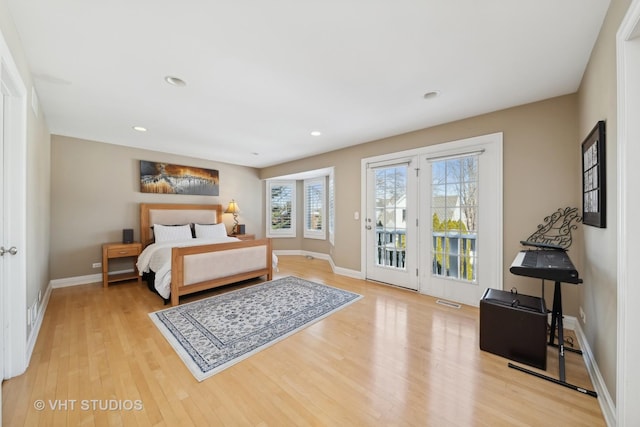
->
[137, 203, 273, 306]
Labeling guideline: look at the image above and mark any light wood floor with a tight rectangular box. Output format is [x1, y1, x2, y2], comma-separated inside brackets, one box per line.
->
[3, 256, 605, 426]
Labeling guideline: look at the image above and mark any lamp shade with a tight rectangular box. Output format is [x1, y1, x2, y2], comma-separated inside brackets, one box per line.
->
[225, 200, 240, 214]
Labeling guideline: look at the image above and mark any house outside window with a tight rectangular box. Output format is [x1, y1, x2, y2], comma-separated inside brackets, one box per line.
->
[267, 180, 296, 237]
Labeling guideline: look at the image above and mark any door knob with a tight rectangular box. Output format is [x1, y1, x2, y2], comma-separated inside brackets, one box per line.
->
[365, 225, 372, 230]
[0, 246, 18, 256]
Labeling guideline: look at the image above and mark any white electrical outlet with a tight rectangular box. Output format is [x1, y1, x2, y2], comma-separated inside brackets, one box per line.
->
[580, 306, 586, 324]
[92, 262, 102, 268]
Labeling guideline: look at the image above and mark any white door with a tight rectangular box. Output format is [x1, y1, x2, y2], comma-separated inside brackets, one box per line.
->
[0, 30, 28, 384]
[365, 159, 418, 290]
[419, 134, 503, 307]
[617, 3, 640, 422]
[0, 83, 4, 406]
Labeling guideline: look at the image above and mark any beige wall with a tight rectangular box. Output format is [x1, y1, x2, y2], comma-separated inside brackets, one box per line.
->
[50, 136, 262, 279]
[262, 94, 581, 311]
[576, 0, 631, 404]
[0, 0, 52, 337]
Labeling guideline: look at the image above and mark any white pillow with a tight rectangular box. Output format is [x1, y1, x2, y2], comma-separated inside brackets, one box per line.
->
[153, 224, 193, 242]
[195, 223, 228, 239]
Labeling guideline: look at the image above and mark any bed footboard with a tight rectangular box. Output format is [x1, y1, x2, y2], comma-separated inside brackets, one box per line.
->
[170, 238, 273, 306]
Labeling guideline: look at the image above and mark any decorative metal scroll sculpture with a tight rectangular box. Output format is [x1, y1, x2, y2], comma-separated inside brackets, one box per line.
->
[525, 207, 582, 249]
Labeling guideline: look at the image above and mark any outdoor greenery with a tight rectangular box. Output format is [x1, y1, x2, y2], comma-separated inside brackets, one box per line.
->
[270, 185, 292, 230]
[432, 213, 475, 281]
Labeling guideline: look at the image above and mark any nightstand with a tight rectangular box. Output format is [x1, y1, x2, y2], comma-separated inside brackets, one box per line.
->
[102, 242, 142, 288]
[229, 233, 255, 241]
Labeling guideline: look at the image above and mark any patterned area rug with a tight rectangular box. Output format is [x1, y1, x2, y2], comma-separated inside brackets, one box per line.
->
[149, 276, 362, 381]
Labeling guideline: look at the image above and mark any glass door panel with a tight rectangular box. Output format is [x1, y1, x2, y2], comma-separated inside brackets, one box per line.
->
[366, 161, 417, 290]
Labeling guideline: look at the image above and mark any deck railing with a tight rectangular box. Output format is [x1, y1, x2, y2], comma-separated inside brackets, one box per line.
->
[375, 228, 406, 269]
[432, 232, 477, 281]
[375, 228, 477, 281]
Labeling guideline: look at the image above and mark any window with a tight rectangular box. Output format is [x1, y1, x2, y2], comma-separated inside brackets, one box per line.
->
[265, 168, 333, 240]
[373, 164, 408, 270]
[267, 180, 296, 237]
[431, 155, 478, 282]
[328, 169, 335, 244]
[304, 177, 326, 239]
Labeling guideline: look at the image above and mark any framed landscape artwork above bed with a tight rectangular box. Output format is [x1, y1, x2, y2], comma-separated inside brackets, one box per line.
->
[140, 160, 219, 195]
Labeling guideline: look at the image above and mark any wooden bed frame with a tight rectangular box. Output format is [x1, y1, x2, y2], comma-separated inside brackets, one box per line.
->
[140, 203, 273, 306]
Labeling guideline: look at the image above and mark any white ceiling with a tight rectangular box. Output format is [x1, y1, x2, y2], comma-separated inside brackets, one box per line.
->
[7, 0, 610, 168]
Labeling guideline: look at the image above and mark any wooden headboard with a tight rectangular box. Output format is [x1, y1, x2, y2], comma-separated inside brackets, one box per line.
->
[140, 203, 223, 248]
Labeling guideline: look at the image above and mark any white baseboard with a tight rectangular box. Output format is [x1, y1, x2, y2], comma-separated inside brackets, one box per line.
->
[49, 269, 134, 289]
[26, 281, 53, 365]
[50, 273, 102, 288]
[273, 250, 362, 279]
[273, 250, 332, 257]
[332, 263, 364, 279]
[573, 321, 616, 426]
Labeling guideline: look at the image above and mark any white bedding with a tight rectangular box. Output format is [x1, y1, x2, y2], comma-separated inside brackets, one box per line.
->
[136, 237, 278, 299]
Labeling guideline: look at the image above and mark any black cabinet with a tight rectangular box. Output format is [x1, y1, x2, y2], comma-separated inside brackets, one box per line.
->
[480, 288, 547, 369]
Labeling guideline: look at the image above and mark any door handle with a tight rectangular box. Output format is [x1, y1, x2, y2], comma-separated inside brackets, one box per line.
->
[365, 225, 372, 230]
[0, 246, 18, 256]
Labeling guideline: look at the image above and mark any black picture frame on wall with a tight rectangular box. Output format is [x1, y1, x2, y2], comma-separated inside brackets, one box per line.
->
[582, 120, 606, 228]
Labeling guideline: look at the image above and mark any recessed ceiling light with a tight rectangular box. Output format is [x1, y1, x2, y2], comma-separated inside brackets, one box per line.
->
[165, 76, 186, 87]
[310, 130, 322, 136]
[133, 126, 147, 132]
[423, 91, 440, 100]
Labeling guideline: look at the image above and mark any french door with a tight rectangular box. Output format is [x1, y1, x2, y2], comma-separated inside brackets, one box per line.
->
[0, 88, 4, 389]
[363, 133, 503, 306]
[364, 159, 418, 290]
[419, 136, 502, 306]
[419, 152, 484, 306]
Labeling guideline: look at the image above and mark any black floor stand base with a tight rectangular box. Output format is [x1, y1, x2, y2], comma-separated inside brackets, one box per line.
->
[508, 280, 597, 398]
[508, 362, 597, 398]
